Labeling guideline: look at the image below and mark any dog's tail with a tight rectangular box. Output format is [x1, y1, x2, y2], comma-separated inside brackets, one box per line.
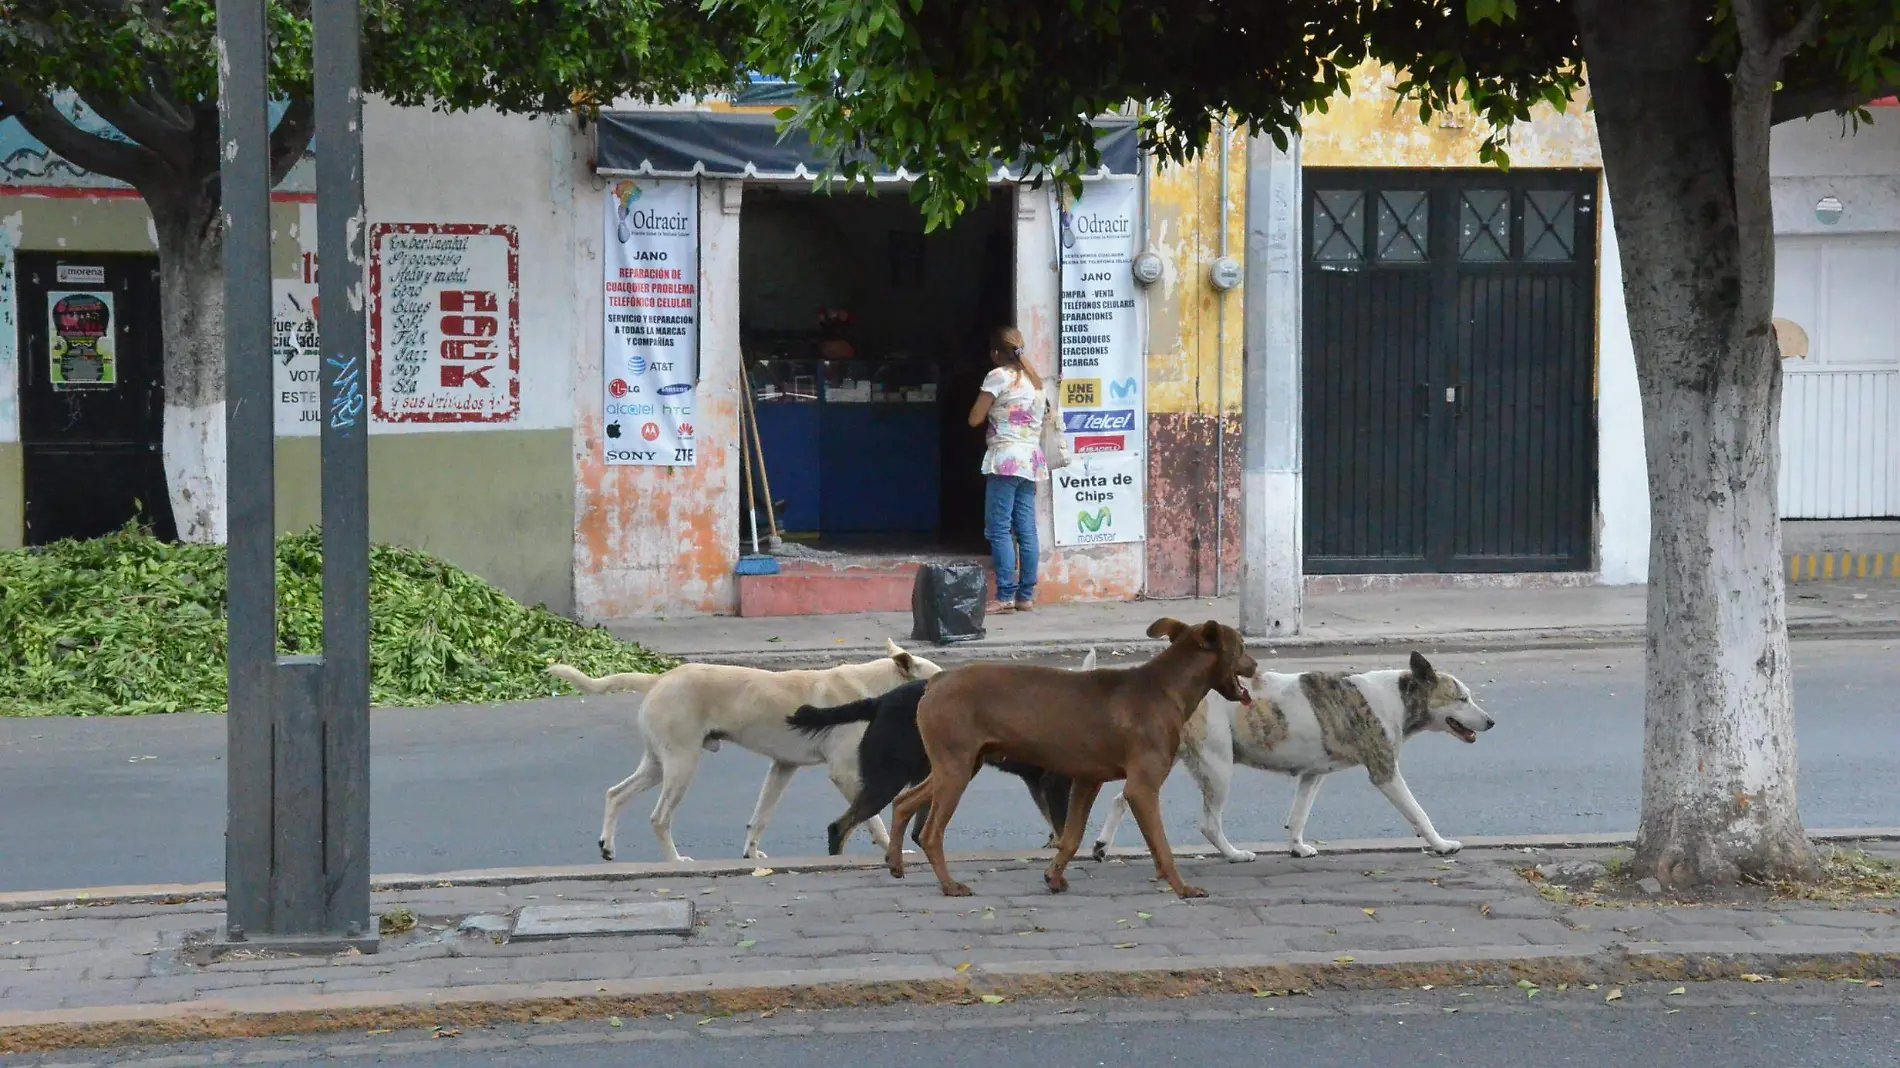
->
[546, 663, 660, 695]
[787, 694, 882, 735]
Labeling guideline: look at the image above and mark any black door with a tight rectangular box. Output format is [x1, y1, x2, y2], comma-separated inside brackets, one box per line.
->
[15, 252, 176, 544]
[1302, 169, 1597, 574]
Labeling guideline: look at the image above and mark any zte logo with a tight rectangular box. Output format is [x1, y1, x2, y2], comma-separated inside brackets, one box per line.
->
[1063, 409, 1136, 433]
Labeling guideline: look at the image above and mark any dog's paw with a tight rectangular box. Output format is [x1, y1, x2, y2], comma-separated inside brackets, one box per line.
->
[743, 848, 770, 860]
[1289, 842, 1319, 859]
[1090, 841, 1109, 863]
[1176, 884, 1210, 899]
[599, 841, 615, 862]
[1044, 870, 1071, 893]
[943, 882, 974, 897]
[1223, 849, 1258, 863]
[1428, 839, 1463, 855]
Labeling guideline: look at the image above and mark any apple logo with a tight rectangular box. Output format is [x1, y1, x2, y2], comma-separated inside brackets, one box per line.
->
[606, 422, 622, 439]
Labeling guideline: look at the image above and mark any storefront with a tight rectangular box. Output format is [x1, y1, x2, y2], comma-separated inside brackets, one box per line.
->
[579, 109, 1155, 616]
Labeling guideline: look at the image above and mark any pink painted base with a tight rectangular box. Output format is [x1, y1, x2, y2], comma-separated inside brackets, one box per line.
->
[737, 558, 1001, 617]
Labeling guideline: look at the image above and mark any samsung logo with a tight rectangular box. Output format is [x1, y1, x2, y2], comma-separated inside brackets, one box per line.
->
[658, 383, 692, 396]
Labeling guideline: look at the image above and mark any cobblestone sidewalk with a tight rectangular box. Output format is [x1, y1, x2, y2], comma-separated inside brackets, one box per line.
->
[6, 840, 1900, 1050]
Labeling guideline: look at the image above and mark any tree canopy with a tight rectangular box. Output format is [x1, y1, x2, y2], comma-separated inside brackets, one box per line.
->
[730, 0, 1899, 224]
[0, 0, 750, 190]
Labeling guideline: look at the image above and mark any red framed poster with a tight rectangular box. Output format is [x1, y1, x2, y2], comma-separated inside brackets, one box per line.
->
[369, 222, 521, 423]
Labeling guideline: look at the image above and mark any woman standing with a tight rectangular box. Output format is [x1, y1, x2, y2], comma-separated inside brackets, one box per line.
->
[966, 326, 1047, 614]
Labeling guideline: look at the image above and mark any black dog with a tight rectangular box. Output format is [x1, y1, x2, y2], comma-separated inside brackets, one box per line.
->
[789, 678, 1072, 855]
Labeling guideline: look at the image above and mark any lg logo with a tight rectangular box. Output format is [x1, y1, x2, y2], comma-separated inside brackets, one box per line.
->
[608, 379, 633, 398]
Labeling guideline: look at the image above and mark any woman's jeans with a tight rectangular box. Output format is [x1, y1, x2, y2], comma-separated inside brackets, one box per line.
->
[984, 474, 1039, 603]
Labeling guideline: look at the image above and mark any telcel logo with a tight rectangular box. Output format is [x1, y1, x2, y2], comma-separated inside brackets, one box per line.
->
[1063, 409, 1136, 434]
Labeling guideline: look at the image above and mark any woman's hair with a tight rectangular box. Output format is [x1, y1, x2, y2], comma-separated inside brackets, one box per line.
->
[991, 326, 1041, 389]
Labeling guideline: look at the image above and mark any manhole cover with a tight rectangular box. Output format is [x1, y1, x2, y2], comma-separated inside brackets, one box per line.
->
[511, 900, 694, 941]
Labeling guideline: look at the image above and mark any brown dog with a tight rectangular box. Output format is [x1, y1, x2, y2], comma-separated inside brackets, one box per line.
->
[887, 618, 1258, 898]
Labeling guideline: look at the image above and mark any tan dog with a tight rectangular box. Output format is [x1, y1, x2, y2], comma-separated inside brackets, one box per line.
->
[886, 618, 1257, 898]
[549, 640, 940, 863]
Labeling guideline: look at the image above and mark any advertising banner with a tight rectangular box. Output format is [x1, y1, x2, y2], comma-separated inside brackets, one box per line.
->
[369, 223, 522, 424]
[603, 179, 699, 466]
[1057, 179, 1143, 458]
[1052, 452, 1146, 547]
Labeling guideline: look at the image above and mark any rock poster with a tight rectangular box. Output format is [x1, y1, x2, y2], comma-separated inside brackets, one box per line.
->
[602, 179, 699, 467]
[1055, 179, 1144, 543]
[369, 223, 521, 424]
[47, 291, 116, 390]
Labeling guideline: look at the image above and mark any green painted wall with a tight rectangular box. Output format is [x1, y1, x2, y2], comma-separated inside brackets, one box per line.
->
[0, 443, 20, 548]
[275, 429, 574, 614]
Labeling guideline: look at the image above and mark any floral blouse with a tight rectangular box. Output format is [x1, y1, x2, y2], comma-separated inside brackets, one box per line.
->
[980, 367, 1048, 481]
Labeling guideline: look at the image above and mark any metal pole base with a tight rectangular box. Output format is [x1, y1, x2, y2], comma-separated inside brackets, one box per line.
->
[210, 918, 381, 956]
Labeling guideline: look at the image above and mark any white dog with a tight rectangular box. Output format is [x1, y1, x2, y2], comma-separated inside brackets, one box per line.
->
[1092, 652, 1493, 862]
[548, 640, 941, 863]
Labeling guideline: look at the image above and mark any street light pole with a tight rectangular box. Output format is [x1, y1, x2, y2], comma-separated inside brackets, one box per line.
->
[217, 0, 374, 952]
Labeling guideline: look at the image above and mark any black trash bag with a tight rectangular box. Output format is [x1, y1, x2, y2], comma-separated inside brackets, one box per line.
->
[911, 563, 987, 645]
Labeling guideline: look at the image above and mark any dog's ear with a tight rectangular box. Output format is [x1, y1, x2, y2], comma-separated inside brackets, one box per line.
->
[1409, 651, 1437, 684]
[893, 649, 917, 677]
[1196, 621, 1222, 650]
[1080, 647, 1098, 670]
[1146, 617, 1189, 641]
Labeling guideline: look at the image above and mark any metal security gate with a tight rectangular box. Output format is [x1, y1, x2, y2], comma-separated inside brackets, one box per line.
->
[1302, 169, 1598, 573]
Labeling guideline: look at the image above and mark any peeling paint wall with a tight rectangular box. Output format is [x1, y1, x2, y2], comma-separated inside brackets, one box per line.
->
[1140, 65, 1627, 597]
[573, 180, 742, 618]
[1302, 65, 1601, 169]
[1143, 126, 1248, 599]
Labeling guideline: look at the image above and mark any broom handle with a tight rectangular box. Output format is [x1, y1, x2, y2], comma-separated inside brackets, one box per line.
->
[738, 370, 762, 556]
[740, 362, 781, 541]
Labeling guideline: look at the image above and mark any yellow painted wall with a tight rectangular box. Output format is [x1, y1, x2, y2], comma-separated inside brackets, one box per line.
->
[1139, 66, 1602, 596]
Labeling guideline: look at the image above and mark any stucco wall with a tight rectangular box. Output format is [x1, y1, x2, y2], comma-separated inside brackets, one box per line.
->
[572, 179, 743, 619]
[0, 104, 578, 609]
[1143, 129, 1246, 599]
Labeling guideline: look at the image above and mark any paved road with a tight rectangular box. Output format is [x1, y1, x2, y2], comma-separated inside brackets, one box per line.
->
[1, 638, 1895, 892]
[5, 983, 1896, 1067]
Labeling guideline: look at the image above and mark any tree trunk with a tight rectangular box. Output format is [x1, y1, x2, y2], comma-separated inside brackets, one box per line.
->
[1577, 0, 1817, 888]
[148, 189, 228, 545]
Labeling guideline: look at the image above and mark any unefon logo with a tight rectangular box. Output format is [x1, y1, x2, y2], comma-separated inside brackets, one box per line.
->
[658, 382, 691, 396]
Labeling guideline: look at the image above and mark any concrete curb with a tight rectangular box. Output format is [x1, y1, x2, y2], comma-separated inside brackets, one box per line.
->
[667, 619, 1900, 668]
[6, 941, 1900, 1054]
[5, 829, 1897, 913]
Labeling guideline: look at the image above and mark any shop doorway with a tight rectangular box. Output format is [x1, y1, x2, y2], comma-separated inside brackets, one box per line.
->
[740, 185, 1015, 553]
[14, 252, 177, 544]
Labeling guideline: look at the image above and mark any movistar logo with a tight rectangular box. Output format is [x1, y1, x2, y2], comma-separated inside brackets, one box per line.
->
[1078, 507, 1112, 533]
